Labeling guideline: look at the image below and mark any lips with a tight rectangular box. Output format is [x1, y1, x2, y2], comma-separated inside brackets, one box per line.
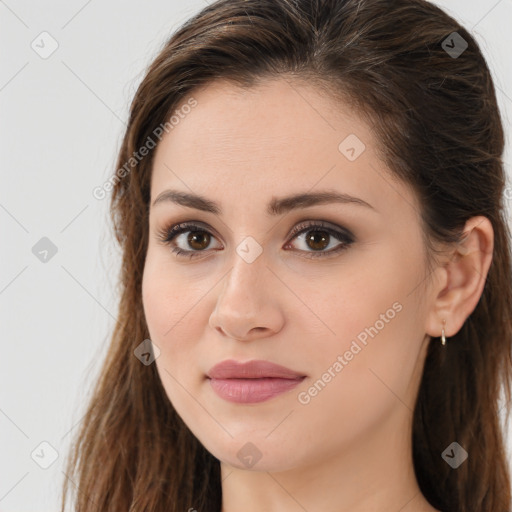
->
[206, 359, 306, 404]
[207, 359, 305, 380]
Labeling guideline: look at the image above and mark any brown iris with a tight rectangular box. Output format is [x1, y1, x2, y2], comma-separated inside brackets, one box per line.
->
[187, 231, 211, 250]
[306, 230, 330, 251]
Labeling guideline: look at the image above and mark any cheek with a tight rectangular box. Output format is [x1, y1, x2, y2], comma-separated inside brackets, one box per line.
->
[142, 251, 199, 338]
[142, 268, 175, 341]
[142, 258, 196, 370]
[292, 298, 418, 456]
[303, 244, 424, 395]
[142, 260, 205, 407]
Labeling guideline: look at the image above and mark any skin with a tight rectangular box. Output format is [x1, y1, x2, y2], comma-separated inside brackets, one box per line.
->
[142, 78, 494, 512]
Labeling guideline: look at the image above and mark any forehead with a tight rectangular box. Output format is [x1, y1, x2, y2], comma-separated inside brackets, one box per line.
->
[150, 78, 418, 221]
[155, 78, 369, 166]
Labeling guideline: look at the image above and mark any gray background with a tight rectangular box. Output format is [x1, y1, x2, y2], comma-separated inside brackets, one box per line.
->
[1, 1, 511, 510]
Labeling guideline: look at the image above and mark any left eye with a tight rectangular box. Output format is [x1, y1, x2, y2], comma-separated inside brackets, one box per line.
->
[157, 220, 354, 260]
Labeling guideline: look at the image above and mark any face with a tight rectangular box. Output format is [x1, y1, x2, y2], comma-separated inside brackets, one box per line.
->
[142, 78, 434, 473]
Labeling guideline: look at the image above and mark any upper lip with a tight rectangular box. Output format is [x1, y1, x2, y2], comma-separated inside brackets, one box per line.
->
[207, 359, 306, 380]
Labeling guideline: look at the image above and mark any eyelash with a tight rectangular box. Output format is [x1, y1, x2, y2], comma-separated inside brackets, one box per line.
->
[156, 220, 355, 260]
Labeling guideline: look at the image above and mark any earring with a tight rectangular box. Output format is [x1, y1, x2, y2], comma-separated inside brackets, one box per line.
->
[441, 319, 447, 346]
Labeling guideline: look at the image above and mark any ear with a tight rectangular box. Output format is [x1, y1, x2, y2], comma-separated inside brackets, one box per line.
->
[425, 216, 494, 339]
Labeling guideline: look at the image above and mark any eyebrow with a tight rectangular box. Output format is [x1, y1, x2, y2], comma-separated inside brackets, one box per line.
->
[151, 189, 376, 215]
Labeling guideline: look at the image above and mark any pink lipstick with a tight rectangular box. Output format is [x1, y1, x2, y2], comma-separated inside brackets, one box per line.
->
[207, 359, 306, 404]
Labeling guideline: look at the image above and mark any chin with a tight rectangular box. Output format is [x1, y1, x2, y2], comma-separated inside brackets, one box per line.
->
[202, 435, 305, 473]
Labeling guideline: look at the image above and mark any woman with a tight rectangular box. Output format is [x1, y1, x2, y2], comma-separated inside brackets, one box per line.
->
[61, 0, 512, 510]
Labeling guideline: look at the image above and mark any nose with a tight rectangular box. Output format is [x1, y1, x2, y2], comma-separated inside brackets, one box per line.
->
[209, 249, 285, 342]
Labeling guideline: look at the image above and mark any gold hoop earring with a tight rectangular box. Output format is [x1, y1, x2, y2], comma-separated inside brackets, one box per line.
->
[441, 320, 447, 346]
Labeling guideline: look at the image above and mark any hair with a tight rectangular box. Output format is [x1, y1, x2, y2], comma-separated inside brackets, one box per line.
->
[60, 0, 512, 510]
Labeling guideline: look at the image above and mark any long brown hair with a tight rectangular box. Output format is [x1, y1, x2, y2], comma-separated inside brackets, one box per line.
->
[61, 1, 512, 510]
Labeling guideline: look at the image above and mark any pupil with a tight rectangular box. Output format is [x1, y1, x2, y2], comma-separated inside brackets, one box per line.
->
[188, 231, 210, 250]
[307, 230, 329, 250]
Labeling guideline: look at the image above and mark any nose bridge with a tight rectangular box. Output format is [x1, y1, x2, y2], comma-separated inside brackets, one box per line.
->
[221, 239, 268, 302]
[210, 237, 284, 340]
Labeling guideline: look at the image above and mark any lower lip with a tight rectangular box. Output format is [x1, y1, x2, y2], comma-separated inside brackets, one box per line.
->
[208, 377, 305, 403]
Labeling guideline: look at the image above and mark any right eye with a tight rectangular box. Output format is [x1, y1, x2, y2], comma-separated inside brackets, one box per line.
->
[157, 221, 222, 260]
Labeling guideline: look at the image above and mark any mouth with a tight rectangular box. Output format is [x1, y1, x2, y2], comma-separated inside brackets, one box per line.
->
[207, 376, 306, 404]
[206, 359, 306, 404]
